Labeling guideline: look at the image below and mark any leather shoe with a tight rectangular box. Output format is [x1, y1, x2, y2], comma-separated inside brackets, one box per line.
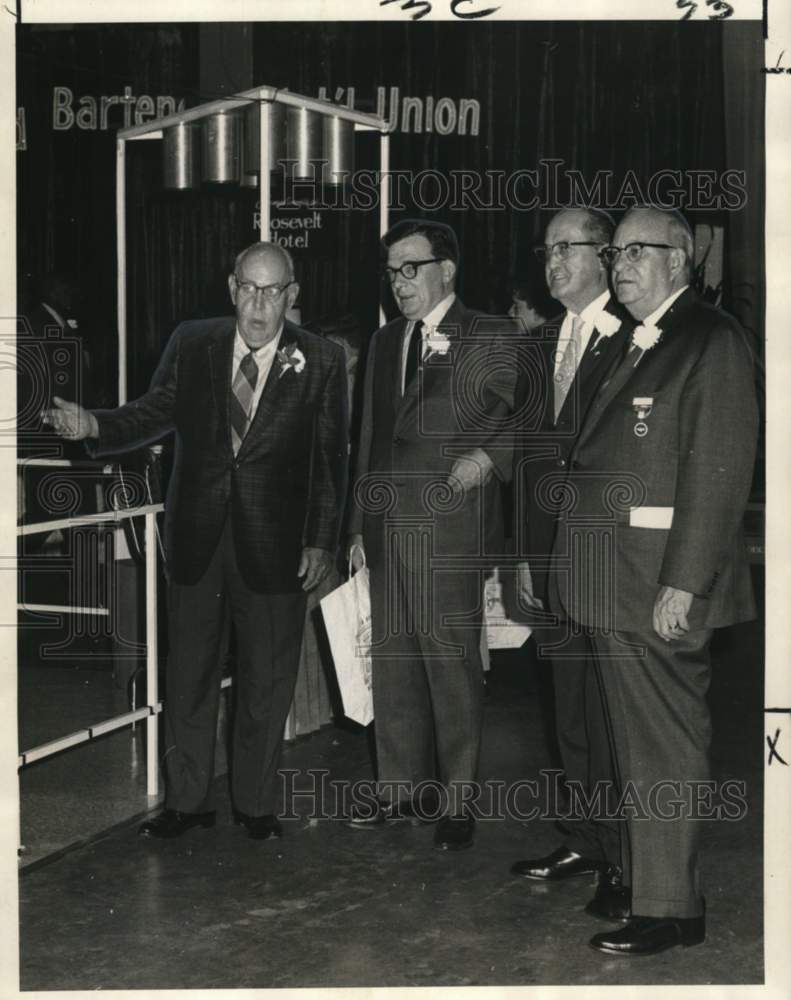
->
[234, 811, 282, 840]
[585, 865, 632, 921]
[138, 808, 216, 839]
[590, 913, 705, 955]
[347, 800, 388, 828]
[434, 813, 475, 851]
[511, 846, 604, 881]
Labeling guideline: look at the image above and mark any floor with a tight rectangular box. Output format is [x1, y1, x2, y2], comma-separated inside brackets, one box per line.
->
[16, 601, 764, 990]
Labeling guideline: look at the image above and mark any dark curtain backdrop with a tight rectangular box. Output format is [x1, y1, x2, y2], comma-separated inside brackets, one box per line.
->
[17, 21, 763, 401]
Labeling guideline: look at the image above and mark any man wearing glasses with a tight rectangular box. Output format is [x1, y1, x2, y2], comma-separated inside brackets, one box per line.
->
[348, 219, 516, 850]
[556, 206, 757, 954]
[44, 242, 348, 841]
[510, 208, 631, 918]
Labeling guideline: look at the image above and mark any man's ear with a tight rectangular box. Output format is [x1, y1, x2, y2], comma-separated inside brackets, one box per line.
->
[227, 274, 238, 306]
[668, 248, 686, 283]
[287, 282, 300, 308]
[442, 260, 457, 287]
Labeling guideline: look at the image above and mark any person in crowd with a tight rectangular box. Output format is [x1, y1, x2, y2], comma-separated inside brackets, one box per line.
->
[508, 268, 557, 333]
[43, 242, 348, 842]
[555, 205, 757, 955]
[510, 208, 632, 917]
[347, 218, 517, 850]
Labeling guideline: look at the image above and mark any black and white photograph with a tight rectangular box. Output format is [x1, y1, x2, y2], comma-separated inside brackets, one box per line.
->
[3, 0, 789, 994]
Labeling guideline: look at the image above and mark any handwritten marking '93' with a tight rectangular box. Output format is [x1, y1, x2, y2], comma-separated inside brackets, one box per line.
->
[380, 0, 500, 21]
[676, 0, 735, 18]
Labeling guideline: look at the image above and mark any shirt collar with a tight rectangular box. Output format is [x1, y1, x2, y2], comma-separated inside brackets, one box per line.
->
[415, 292, 456, 332]
[641, 285, 689, 328]
[234, 324, 284, 360]
[567, 288, 611, 326]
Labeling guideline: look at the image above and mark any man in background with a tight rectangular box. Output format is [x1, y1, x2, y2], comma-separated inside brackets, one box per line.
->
[510, 208, 631, 919]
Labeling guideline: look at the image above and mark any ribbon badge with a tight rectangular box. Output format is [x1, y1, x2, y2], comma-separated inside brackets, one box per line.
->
[632, 396, 654, 438]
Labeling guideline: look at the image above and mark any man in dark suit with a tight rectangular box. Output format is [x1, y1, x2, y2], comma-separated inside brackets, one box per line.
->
[44, 242, 348, 840]
[555, 206, 757, 954]
[348, 219, 516, 850]
[510, 209, 631, 917]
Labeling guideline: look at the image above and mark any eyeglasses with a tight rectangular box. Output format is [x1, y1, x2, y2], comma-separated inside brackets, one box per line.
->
[382, 258, 444, 282]
[232, 275, 295, 299]
[532, 241, 602, 261]
[599, 243, 681, 266]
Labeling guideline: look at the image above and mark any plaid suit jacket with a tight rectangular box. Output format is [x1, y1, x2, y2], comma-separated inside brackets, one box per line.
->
[92, 317, 348, 592]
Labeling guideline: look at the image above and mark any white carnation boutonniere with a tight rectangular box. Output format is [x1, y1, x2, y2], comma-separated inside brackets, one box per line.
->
[66, 318, 79, 330]
[424, 330, 452, 361]
[590, 311, 621, 353]
[632, 324, 662, 353]
[276, 343, 307, 379]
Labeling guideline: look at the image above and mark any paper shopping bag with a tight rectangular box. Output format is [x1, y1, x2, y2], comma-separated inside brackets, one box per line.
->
[319, 565, 374, 726]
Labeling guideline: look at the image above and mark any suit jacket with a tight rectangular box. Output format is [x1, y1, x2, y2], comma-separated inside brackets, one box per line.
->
[349, 299, 517, 573]
[512, 296, 632, 604]
[552, 288, 758, 633]
[91, 317, 348, 592]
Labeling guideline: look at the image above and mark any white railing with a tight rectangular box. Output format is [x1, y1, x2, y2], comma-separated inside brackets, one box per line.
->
[18, 501, 164, 797]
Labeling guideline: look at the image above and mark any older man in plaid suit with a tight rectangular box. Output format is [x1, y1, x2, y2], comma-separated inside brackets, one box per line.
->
[45, 242, 348, 841]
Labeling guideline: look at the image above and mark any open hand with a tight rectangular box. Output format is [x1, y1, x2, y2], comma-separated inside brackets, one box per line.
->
[41, 397, 98, 440]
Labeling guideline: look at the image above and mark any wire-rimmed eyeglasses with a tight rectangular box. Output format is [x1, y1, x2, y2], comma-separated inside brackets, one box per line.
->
[532, 241, 602, 262]
[232, 275, 296, 299]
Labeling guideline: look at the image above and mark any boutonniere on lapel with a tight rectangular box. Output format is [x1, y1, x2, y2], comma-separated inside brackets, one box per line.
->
[424, 330, 452, 362]
[276, 343, 306, 379]
[589, 311, 622, 354]
[631, 323, 662, 354]
[631, 396, 654, 438]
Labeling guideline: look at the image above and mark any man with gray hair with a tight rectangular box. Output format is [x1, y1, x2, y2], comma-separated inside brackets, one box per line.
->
[510, 207, 631, 916]
[44, 241, 348, 841]
[555, 205, 757, 954]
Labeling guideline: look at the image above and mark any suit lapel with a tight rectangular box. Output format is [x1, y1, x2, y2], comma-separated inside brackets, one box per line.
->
[574, 288, 696, 449]
[208, 319, 237, 455]
[238, 322, 299, 457]
[394, 300, 466, 433]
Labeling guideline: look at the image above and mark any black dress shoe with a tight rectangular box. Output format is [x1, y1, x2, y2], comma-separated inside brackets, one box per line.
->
[138, 808, 216, 839]
[234, 811, 283, 840]
[585, 864, 632, 921]
[589, 913, 705, 955]
[510, 846, 604, 881]
[347, 800, 388, 828]
[434, 814, 475, 851]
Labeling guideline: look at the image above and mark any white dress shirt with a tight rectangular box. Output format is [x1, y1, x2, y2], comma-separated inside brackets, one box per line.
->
[400, 292, 456, 393]
[232, 326, 283, 421]
[640, 285, 689, 328]
[553, 288, 612, 376]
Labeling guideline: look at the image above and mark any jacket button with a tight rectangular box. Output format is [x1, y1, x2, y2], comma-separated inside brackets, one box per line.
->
[393, 436, 403, 446]
[556, 458, 566, 468]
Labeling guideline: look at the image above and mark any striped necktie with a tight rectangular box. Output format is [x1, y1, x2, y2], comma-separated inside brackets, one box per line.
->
[230, 349, 258, 454]
[553, 314, 585, 422]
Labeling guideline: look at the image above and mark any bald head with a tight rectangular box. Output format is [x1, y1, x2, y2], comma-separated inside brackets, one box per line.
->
[229, 241, 299, 348]
[611, 207, 693, 321]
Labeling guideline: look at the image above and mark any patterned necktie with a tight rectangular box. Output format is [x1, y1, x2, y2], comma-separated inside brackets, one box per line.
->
[553, 314, 585, 421]
[404, 319, 424, 392]
[230, 349, 259, 454]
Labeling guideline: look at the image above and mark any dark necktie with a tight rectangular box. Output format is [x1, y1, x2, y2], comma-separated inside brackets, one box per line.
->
[230, 349, 259, 454]
[404, 319, 424, 391]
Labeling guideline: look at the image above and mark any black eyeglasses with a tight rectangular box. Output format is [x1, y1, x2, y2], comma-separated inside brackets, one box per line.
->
[599, 243, 681, 266]
[382, 258, 444, 282]
[233, 275, 296, 299]
[532, 241, 602, 262]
